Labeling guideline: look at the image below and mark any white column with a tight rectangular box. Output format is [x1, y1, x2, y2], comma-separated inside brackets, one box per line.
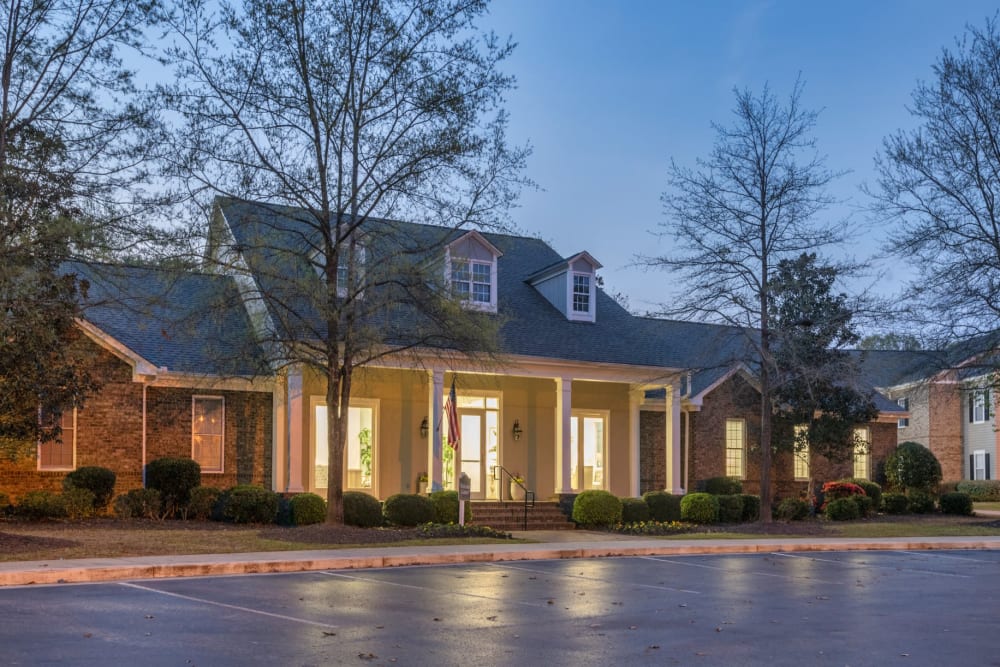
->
[629, 387, 644, 497]
[555, 377, 573, 493]
[287, 366, 305, 493]
[665, 383, 682, 494]
[428, 369, 444, 492]
[273, 379, 287, 492]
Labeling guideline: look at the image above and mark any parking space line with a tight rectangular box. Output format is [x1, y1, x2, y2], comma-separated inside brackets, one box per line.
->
[118, 582, 339, 629]
[491, 561, 702, 594]
[319, 570, 549, 607]
[639, 555, 843, 585]
[893, 550, 999, 563]
[771, 552, 972, 578]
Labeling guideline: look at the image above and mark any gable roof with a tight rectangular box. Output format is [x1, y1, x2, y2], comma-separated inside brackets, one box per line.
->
[66, 261, 267, 377]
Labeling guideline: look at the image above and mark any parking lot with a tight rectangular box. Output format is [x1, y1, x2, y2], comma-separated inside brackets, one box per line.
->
[2, 550, 999, 666]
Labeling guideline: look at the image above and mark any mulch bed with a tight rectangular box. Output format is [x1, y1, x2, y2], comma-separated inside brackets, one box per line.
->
[258, 524, 420, 545]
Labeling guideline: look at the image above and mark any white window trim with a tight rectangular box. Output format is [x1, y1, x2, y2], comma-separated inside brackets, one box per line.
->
[570, 409, 610, 492]
[972, 390, 989, 424]
[445, 249, 498, 313]
[897, 397, 909, 429]
[973, 449, 988, 481]
[192, 395, 225, 474]
[725, 418, 746, 480]
[309, 396, 380, 497]
[793, 424, 809, 481]
[567, 270, 596, 322]
[37, 407, 77, 472]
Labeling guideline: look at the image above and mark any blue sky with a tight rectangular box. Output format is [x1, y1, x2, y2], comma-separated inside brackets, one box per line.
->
[481, 1, 998, 314]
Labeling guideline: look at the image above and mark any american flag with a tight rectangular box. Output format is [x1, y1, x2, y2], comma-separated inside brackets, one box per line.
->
[445, 379, 460, 451]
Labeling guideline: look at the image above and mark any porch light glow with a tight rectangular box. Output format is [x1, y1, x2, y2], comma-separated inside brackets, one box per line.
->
[420, 417, 429, 438]
[512, 419, 522, 441]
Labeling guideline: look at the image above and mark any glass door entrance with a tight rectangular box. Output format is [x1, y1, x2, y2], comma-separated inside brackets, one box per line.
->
[570, 412, 607, 491]
[445, 394, 499, 499]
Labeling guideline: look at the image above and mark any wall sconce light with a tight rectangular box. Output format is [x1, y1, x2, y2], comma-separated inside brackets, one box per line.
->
[512, 418, 522, 441]
[420, 417, 429, 439]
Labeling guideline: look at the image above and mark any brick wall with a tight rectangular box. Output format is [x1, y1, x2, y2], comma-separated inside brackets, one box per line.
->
[0, 336, 273, 503]
[639, 411, 665, 494]
[928, 381, 963, 481]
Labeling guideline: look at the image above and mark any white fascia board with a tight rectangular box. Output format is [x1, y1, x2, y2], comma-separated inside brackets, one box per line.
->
[565, 250, 603, 270]
[447, 230, 503, 258]
[75, 318, 159, 380]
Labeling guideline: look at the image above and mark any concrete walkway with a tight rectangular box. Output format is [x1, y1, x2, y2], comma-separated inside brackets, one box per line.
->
[3, 531, 1000, 588]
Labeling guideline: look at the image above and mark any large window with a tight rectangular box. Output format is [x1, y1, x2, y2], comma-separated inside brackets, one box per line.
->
[314, 400, 378, 494]
[192, 397, 225, 473]
[853, 427, 870, 479]
[897, 397, 909, 428]
[38, 409, 75, 471]
[793, 424, 809, 480]
[451, 258, 493, 305]
[973, 449, 989, 480]
[970, 389, 991, 424]
[572, 274, 591, 313]
[725, 419, 746, 479]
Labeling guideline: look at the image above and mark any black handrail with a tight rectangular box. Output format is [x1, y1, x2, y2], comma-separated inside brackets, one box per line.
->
[493, 464, 535, 530]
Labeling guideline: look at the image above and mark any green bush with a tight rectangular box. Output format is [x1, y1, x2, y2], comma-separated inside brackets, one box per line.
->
[0, 492, 9, 514]
[289, 493, 327, 526]
[220, 485, 279, 524]
[415, 523, 513, 539]
[939, 492, 973, 516]
[383, 493, 435, 526]
[955, 480, 1000, 501]
[621, 497, 650, 523]
[882, 492, 909, 515]
[428, 490, 473, 524]
[113, 488, 164, 519]
[907, 490, 936, 514]
[63, 466, 116, 510]
[741, 495, 761, 522]
[703, 476, 743, 495]
[775, 497, 809, 521]
[643, 491, 682, 522]
[885, 442, 942, 492]
[62, 488, 96, 520]
[852, 494, 875, 518]
[717, 494, 744, 523]
[680, 493, 719, 524]
[344, 491, 384, 527]
[844, 478, 882, 510]
[17, 490, 66, 520]
[825, 497, 861, 521]
[572, 490, 623, 527]
[145, 457, 202, 517]
[186, 486, 222, 520]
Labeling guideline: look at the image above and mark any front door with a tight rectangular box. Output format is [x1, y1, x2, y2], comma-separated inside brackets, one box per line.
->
[570, 411, 607, 491]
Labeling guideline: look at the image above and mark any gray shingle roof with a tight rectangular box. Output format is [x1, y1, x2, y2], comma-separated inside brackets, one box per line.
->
[66, 261, 267, 377]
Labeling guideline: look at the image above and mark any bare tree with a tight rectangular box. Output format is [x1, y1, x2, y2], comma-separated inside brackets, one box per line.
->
[645, 79, 844, 521]
[158, 0, 528, 523]
[0, 0, 154, 454]
[872, 14, 1000, 344]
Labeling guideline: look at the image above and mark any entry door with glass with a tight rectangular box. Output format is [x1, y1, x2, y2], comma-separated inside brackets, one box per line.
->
[570, 412, 607, 491]
[313, 400, 377, 495]
[445, 395, 499, 499]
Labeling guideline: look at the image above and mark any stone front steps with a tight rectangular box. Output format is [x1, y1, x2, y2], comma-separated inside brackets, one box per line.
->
[468, 500, 576, 531]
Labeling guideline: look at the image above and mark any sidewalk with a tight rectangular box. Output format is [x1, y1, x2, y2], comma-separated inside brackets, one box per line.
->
[3, 530, 1000, 587]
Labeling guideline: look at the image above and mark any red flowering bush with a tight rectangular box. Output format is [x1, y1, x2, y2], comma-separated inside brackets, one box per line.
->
[821, 481, 866, 501]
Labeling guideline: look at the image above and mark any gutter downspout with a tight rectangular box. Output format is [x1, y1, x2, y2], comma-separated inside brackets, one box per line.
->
[142, 383, 147, 487]
[682, 371, 692, 492]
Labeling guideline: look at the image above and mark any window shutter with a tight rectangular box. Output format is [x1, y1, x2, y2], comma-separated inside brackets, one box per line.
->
[987, 454, 992, 481]
[970, 454, 975, 480]
[970, 395, 975, 423]
[987, 391, 992, 420]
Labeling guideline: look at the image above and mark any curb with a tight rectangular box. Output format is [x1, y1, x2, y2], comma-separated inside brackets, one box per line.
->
[3, 539, 1000, 587]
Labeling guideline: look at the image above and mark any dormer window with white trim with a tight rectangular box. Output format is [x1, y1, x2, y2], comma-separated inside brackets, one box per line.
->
[527, 251, 602, 323]
[572, 273, 592, 315]
[446, 231, 502, 313]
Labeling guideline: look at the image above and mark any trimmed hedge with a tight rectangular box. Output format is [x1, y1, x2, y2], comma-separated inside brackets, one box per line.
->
[955, 480, 1000, 501]
[114, 488, 163, 519]
[885, 442, 942, 492]
[741, 495, 761, 522]
[703, 477, 743, 495]
[852, 494, 876, 518]
[383, 493, 434, 526]
[643, 491, 682, 522]
[187, 486, 222, 521]
[907, 490, 936, 514]
[882, 492, 909, 515]
[63, 466, 116, 510]
[775, 497, 809, 521]
[220, 485, 280, 524]
[290, 493, 327, 526]
[621, 497, 650, 523]
[572, 490, 623, 527]
[825, 497, 861, 521]
[344, 491, 384, 527]
[940, 492, 973, 516]
[680, 493, 719, 524]
[429, 490, 473, 524]
[844, 478, 882, 510]
[17, 490, 65, 520]
[717, 494, 744, 523]
[146, 457, 202, 517]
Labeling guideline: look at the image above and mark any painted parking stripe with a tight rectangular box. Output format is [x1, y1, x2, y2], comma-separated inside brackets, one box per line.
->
[770, 552, 972, 578]
[893, 550, 999, 564]
[491, 561, 702, 594]
[638, 555, 843, 585]
[118, 582, 339, 629]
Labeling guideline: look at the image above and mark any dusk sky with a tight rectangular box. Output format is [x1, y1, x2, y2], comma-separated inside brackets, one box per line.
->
[481, 1, 998, 315]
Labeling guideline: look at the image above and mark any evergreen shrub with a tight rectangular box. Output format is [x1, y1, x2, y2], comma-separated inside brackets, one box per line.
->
[741, 494, 761, 522]
[775, 497, 809, 521]
[882, 492, 909, 515]
[63, 466, 116, 509]
[939, 492, 973, 516]
[825, 497, 861, 521]
[289, 493, 327, 526]
[621, 497, 650, 523]
[703, 476, 743, 495]
[885, 442, 942, 492]
[955, 480, 1000, 501]
[643, 491, 682, 522]
[906, 490, 936, 514]
[572, 490, 623, 527]
[145, 457, 202, 517]
[186, 486, 222, 520]
[717, 494, 745, 523]
[220, 485, 279, 524]
[344, 491, 384, 527]
[429, 490, 473, 524]
[16, 490, 65, 519]
[680, 493, 719, 524]
[383, 493, 434, 526]
[114, 488, 163, 519]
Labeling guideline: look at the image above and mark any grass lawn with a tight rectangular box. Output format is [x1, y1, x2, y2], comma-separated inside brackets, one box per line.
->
[974, 501, 1000, 511]
[660, 514, 1000, 540]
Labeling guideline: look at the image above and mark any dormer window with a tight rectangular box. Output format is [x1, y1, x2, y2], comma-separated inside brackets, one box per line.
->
[446, 231, 502, 313]
[527, 251, 602, 323]
[572, 273, 591, 313]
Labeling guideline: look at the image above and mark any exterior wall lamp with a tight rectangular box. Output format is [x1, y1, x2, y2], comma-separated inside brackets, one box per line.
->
[512, 418, 522, 441]
[420, 417, 429, 439]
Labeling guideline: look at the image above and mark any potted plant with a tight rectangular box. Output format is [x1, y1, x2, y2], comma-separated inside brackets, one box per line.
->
[510, 474, 525, 501]
[417, 472, 429, 494]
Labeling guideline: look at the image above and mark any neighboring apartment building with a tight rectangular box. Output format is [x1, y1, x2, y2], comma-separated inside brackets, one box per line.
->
[0, 198, 908, 502]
